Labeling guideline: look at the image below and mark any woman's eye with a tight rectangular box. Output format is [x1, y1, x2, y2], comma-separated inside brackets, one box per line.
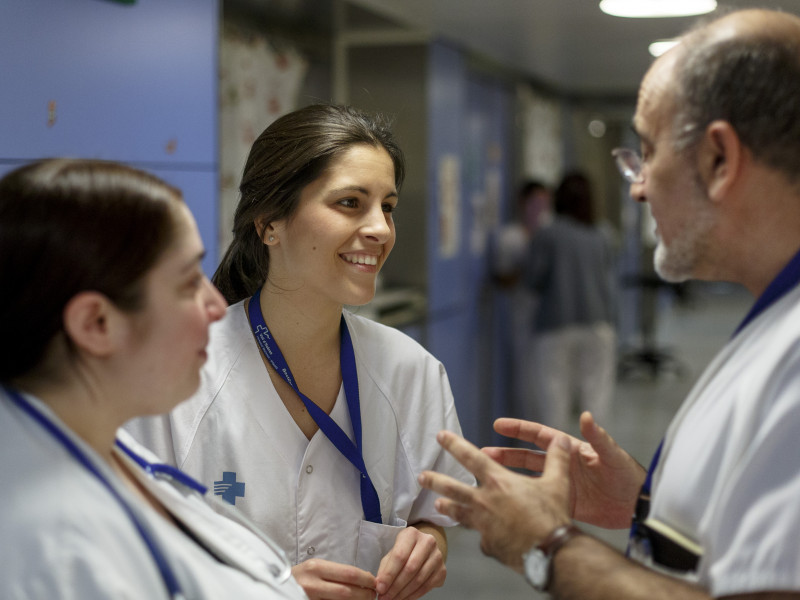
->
[185, 274, 204, 291]
[382, 202, 396, 214]
[338, 198, 358, 208]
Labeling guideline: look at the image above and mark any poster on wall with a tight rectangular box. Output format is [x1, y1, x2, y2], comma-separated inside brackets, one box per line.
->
[518, 85, 562, 187]
[470, 165, 503, 256]
[438, 154, 461, 259]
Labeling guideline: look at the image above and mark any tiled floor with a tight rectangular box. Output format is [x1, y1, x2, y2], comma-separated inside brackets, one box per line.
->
[426, 281, 752, 599]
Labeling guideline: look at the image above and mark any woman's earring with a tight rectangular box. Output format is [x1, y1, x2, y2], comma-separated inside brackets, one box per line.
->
[268, 235, 275, 242]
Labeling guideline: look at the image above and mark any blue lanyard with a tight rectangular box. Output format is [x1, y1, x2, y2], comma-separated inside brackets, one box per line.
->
[733, 247, 800, 336]
[3, 386, 185, 599]
[247, 290, 382, 524]
[115, 439, 207, 495]
[628, 246, 800, 552]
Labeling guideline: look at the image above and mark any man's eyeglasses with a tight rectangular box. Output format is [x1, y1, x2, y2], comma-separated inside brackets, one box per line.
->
[612, 148, 644, 184]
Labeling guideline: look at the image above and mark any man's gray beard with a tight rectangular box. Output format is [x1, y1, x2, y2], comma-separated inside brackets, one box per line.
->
[653, 204, 714, 284]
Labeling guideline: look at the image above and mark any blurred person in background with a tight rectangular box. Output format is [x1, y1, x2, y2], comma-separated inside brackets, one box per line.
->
[525, 171, 618, 432]
[491, 180, 553, 419]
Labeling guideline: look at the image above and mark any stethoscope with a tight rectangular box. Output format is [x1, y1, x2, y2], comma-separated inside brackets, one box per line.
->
[3, 386, 291, 598]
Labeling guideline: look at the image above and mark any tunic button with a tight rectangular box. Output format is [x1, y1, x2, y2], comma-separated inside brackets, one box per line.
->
[307, 546, 315, 556]
[306, 465, 313, 474]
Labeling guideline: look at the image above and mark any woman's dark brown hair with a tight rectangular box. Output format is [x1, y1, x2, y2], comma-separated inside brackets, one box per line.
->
[554, 171, 596, 226]
[0, 158, 184, 382]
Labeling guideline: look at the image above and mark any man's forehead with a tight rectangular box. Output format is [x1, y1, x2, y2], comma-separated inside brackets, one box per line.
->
[634, 51, 680, 140]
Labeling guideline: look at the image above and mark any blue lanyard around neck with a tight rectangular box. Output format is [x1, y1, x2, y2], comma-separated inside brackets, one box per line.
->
[3, 386, 185, 599]
[247, 290, 382, 524]
[628, 246, 800, 551]
[733, 247, 800, 336]
[115, 438, 207, 495]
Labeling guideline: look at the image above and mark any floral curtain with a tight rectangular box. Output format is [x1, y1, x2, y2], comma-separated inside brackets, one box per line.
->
[218, 26, 308, 251]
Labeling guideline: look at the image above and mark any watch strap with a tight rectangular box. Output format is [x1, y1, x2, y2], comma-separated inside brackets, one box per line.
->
[539, 523, 582, 558]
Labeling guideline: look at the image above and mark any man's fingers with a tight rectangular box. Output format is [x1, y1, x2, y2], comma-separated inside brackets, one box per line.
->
[432, 496, 473, 525]
[578, 411, 616, 456]
[493, 417, 549, 445]
[482, 446, 546, 471]
[542, 435, 572, 487]
[419, 469, 476, 506]
[434, 430, 495, 481]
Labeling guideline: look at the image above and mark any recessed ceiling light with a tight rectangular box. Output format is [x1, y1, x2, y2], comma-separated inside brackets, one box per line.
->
[599, 0, 717, 18]
[649, 38, 681, 56]
[588, 119, 607, 138]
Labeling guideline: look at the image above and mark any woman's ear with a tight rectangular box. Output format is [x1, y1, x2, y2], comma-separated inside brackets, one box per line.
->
[254, 216, 278, 245]
[62, 292, 119, 357]
[698, 120, 744, 202]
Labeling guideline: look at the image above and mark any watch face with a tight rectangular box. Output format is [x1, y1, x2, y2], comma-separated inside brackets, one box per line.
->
[524, 548, 549, 591]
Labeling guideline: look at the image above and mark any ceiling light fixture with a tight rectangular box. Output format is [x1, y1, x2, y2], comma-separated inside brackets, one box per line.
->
[649, 38, 681, 56]
[599, 0, 717, 18]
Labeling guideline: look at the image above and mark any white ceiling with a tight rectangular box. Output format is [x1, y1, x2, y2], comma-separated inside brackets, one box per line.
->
[348, 0, 800, 98]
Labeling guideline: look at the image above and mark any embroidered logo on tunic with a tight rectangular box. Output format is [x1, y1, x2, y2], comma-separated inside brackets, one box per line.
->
[214, 471, 245, 505]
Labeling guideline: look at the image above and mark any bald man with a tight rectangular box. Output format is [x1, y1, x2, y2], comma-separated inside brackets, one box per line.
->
[421, 9, 800, 600]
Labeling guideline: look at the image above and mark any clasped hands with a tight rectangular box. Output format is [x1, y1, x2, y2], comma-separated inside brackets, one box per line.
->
[418, 412, 646, 572]
[292, 524, 445, 600]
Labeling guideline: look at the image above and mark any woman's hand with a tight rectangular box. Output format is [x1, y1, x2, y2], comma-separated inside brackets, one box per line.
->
[483, 412, 646, 529]
[375, 525, 447, 600]
[291, 558, 376, 600]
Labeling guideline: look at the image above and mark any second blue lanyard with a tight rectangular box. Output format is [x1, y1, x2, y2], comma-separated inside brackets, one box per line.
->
[247, 291, 382, 524]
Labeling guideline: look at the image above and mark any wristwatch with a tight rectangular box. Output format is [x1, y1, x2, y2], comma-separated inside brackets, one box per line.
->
[523, 524, 582, 592]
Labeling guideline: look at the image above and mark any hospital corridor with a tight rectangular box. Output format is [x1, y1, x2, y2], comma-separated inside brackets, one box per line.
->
[2, 1, 795, 597]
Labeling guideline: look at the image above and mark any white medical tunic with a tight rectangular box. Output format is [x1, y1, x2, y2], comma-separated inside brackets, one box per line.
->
[0, 389, 307, 600]
[646, 283, 800, 596]
[127, 302, 474, 574]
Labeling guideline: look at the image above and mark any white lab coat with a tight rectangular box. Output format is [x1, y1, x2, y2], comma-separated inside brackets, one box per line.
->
[647, 282, 800, 595]
[0, 389, 307, 600]
[128, 302, 474, 574]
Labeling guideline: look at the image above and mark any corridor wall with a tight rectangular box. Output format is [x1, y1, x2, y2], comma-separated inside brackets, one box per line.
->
[0, 0, 219, 274]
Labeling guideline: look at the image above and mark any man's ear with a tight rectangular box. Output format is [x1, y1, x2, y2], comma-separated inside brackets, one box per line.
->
[62, 292, 120, 357]
[698, 120, 744, 202]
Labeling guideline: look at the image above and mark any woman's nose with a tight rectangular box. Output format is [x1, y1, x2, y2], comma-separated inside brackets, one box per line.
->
[362, 203, 392, 242]
[205, 278, 227, 322]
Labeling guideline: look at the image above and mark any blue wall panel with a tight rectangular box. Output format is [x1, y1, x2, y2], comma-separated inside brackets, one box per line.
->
[0, 0, 219, 275]
[463, 74, 514, 446]
[0, 0, 217, 166]
[425, 41, 477, 440]
[149, 168, 219, 276]
[423, 41, 516, 445]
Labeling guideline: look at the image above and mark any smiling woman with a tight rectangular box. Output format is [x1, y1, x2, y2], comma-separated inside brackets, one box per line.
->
[263, 143, 398, 309]
[127, 103, 475, 600]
